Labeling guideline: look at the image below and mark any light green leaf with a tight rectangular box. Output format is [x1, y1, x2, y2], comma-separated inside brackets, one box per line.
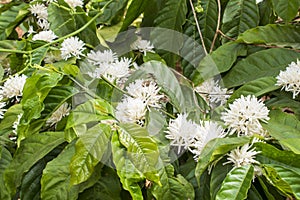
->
[195, 137, 250, 184]
[151, 163, 194, 200]
[191, 42, 247, 85]
[0, 146, 12, 200]
[111, 132, 144, 200]
[70, 124, 112, 185]
[223, 48, 300, 88]
[216, 165, 254, 200]
[0, 2, 29, 40]
[65, 98, 114, 131]
[237, 24, 300, 49]
[221, 0, 259, 43]
[271, 0, 300, 22]
[4, 132, 65, 196]
[119, 123, 160, 184]
[228, 76, 280, 102]
[0, 104, 22, 130]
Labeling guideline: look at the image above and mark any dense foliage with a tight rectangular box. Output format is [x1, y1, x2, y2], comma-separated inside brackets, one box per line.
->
[0, 0, 300, 199]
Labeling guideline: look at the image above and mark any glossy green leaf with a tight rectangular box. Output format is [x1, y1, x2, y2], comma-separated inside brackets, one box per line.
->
[31, 46, 49, 65]
[237, 24, 300, 49]
[70, 124, 112, 185]
[191, 42, 247, 85]
[119, 123, 160, 184]
[151, 163, 194, 200]
[228, 76, 280, 102]
[4, 132, 65, 196]
[66, 98, 114, 131]
[263, 164, 300, 199]
[111, 132, 144, 200]
[216, 165, 254, 200]
[48, 3, 76, 37]
[271, 0, 300, 22]
[221, 0, 259, 43]
[262, 110, 300, 154]
[0, 3, 29, 40]
[0, 146, 12, 200]
[223, 48, 300, 88]
[195, 137, 250, 184]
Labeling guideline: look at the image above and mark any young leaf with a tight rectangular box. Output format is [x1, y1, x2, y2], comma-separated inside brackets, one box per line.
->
[4, 132, 65, 196]
[237, 24, 300, 49]
[221, 0, 259, 43]
[223, 48, 300, 88]
[70, 124, 112, 185]
[215, 165, 254, 200]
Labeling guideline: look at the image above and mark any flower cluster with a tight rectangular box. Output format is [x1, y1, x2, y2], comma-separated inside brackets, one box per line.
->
[60, 36, 86, 60]
[221, 95, 270, 137]
[65, 0, 84, 9]
[195, 78, 231, 107]
[46, 103, 71, 127]
[29, 3, 50, 30]
[32, 30, 57, 42]
[0, 74, 27, 101]
[131, 37, 155, 56]
[165, 114, 227, 160]
[276, 59, 300, 99]
[116, 79, 163, 125]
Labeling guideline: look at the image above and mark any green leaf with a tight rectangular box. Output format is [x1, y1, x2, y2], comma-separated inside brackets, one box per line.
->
[0, 146, 12, 200]
[195, 137, 250, 184]
[0, 104, 22, 130]
[263, 164, 300, 199]
[119, 123, 160, 184]
[111, 132, 144, 200]
[271, 0, 300, 22]
[223, 48, 300, 88]
[4, 131, 65, 196]
[151, 163, 194, 200]
[237, 24, 300, 49]
[216, 165, 254, 200]
[191, 42, 247, 85]
[96, 0, 129, 25]
[41, 144, 79, 200]
[48, 3, 76, 37]
[31, 46, 49, 65]
[0, 3, 29, 40]
[120, 0, 150, 32]
[221, 0, 259, 43]
[65, 98, 114, 131]
[262, 110, 300, 154]
[0, 40, 26, 59]
[70, 124, 112, 185]
[228, 76, 280, 102]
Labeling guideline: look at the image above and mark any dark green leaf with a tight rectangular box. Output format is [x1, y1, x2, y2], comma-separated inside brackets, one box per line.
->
[216, 165, 254, 200]
[271, 0, 300, 22]
[0, 146, 12, 200]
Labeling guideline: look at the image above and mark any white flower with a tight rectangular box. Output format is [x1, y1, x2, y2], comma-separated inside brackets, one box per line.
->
[131, 38, 154, 55]
[43, 0, 57, 3]
[115, 97, 147, 125]
[46, 103, 70, 127]
[221, 95, 269, 136]
[195, 78, 231, 107]
[29, 3, 48, 20]
[165, 114, 201, 153]
[256, 0, 264, 4]
[190, 121, 227, 161]
[32, 30, 57, 42]
[0, 74, 27, 101]
[65, 0, 84, 9]
[276, 59, 300, 99]
[87, 49, 118, 66]
[37, 19, 50, 30]
[60, 36, 85, 60]
[12, 113, 23, 135]
[126, 79, 163, 109]
[223, 143, 260, 168]
[0, 99, 6, 119]
[107, 57, 132, 78]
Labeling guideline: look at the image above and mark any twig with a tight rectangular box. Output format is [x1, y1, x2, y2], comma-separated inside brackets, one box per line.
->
[210, 0, 221, 53]
[218, 30, 236, 41]
[188, 0, 208, 55]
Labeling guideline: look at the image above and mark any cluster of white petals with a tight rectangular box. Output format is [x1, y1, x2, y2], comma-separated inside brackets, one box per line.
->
[131, 37, 155, 55]
[87, 49, 118, 65]
[276, 59, 300, 99]
[29, 3, 50, 30]
[221, 95, 269, 136]
[60, 36, 85, 60]
[32, 30, 57, 42]
[0, 74, 27, 101]
[195, 78, 231, 107]
[46, 103, 71, 127]
[223, 143, 261, 168]
[0, 98, 6, 119]
[116, 79, 162, 125]
[65, 0, 84, 9]
[12, 113, 23, 135]
[165, 114, 227, 158]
